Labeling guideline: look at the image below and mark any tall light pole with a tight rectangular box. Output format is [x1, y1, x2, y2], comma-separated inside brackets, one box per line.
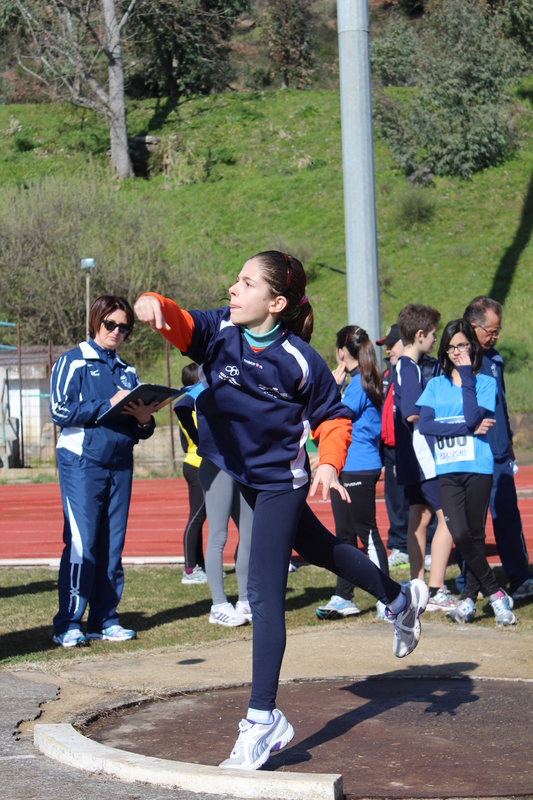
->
[337, 0, 381, 345]
[80, 258, 95, 341]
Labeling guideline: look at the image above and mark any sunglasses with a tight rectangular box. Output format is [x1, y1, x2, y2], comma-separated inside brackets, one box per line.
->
[102, 319, 131, 335]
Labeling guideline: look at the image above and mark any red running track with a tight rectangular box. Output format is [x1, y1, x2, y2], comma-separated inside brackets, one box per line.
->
[1, 469, 533, 564]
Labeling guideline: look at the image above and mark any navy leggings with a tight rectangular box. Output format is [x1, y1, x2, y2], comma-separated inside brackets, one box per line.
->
[238, 483, 402, 712]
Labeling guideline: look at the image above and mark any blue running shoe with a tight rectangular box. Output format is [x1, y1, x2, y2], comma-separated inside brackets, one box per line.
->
[316, 595, 361, 620]
[86, 625, 136, 641]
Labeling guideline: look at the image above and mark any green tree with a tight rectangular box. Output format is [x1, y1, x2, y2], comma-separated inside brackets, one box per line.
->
[263, 0, 316, 89]
[0, 172, 224, 347]
[370, 13, 417, 86]
[396, 0, 426, 16]
[374, 0, 520, 180]
[126, 0, 250, 99]
[501, 0, 533, 59]
[14, 0, 137, 178]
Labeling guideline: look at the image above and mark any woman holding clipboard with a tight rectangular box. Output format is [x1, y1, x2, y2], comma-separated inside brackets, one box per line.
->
[417, 319, 516, 627]
[50, 295, 158, 647]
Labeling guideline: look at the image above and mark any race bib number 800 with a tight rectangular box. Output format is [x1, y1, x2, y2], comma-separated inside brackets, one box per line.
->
[435, 435, 475, 465]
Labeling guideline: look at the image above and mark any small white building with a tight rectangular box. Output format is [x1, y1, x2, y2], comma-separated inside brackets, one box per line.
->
[0, 345, 69, 468]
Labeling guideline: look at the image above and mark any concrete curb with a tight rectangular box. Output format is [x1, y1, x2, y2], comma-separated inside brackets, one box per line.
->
[34, 723, 343, 800]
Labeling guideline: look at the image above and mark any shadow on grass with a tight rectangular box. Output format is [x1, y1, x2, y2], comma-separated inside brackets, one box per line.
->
[0, 580, 56, 599]
[490, 169, 533, 305]
[0, 596, 214, 662]
[142, 96, 179, 136]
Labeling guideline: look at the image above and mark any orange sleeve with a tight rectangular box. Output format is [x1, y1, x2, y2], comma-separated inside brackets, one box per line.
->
[140, 293, 194, 352]
[311, 417, 352, 475]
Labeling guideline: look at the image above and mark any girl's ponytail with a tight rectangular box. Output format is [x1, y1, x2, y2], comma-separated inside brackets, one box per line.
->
[336, 326, 384, 410]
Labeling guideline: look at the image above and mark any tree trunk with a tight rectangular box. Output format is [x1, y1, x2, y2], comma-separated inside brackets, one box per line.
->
[102, 0, 134, 179]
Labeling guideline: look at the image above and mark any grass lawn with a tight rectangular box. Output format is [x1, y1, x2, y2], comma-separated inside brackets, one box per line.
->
[1, 563, 532, 668]
[2, 84, 533, 408]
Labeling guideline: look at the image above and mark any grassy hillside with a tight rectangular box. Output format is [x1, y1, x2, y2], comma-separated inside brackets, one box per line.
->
[1, 84, 533, 410]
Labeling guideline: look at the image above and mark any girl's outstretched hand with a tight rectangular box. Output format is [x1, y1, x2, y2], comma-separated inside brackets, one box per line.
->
[134, 295, 170, 331]
[309, 464, 351, 503]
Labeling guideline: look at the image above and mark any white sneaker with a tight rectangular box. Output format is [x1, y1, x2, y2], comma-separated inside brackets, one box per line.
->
[235, 600, 253, 622]
[490, 589, 517, 627]
[209, 602, 248, 627]
[387, 549, 409, 569]
[424, 554, 432, 570]
[219, 709, 294, 770]
[446, 597, 477, 624]
[53, 629, 88, 648]
[426, 585, 459, 612]
[182, 565, 207, 585]
[386, 579, 429, 658]
[316, 595, 361, 620]
[375, 600, 387, 620]
[86, 624, 136, 641]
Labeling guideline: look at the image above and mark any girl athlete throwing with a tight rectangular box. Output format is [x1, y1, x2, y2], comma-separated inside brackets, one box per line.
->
[134, 251, 428, 771]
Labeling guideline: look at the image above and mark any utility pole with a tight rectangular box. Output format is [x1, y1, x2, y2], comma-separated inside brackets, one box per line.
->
[337, 0, 381, 345]
[80, 258, 95, 341]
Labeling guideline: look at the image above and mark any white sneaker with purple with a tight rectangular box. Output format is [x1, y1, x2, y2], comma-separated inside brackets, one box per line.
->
[219, 709, 294, 770]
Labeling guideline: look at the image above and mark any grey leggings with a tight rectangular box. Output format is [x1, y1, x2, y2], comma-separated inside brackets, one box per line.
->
[199, 459, 254, 606]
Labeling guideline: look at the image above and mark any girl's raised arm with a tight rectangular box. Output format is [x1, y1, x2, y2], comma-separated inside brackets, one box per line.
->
[134, 293, 195, 352]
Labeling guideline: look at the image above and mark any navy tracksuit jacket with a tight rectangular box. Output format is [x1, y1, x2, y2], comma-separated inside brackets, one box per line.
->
[50, 339, 155, 634]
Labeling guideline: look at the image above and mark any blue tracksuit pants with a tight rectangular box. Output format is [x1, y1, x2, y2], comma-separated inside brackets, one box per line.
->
[53, 449, 133, 635]
[490, 458, 530, 593]
[238, 483, 402, 712]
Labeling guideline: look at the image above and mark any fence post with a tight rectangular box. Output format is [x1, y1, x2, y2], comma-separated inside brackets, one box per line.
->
[48, 339, 58, 471]
[16, 322, 24, 468]
[166, 340, 176, 471]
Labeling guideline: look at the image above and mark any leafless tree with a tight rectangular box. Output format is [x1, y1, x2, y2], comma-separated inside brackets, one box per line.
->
[14, 1, 137, 178]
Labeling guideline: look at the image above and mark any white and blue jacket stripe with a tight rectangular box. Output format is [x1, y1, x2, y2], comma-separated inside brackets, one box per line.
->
[50, 339, 154, 468]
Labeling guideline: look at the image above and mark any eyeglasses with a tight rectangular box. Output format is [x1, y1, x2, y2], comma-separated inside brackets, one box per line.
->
[102, 319, 131, 335]
[478, 325, 501, 338]
[446, 342, 470, 354]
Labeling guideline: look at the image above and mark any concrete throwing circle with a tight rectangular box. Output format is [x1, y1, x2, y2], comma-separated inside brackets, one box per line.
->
[86, 676, 533, 798]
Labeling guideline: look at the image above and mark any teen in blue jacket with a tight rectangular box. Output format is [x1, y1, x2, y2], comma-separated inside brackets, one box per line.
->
[50, 296, 157, 648]
[418, 319, 516, 627]
[316, 325, 389, 620]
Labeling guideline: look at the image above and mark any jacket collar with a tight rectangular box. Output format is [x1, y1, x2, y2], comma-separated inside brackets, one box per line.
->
[79, 339, 126, 366]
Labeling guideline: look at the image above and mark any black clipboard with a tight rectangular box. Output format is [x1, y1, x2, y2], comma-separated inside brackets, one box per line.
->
[97, 383, 181, 422]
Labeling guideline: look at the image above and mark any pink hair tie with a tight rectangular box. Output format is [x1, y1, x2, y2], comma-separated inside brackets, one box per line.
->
[299, 295, 309, 307]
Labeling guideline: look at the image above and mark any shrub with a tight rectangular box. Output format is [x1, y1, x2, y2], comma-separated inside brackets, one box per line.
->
[501, 0, 533, 61]
[0, 171, 224, 348]
[394, 186, 435, 227]
[396, 0, 426, 15]
[370, 13, 417, 86]
[373, 0, 521, 180]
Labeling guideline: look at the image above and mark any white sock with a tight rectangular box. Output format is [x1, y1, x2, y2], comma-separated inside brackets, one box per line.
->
[387, 590, 408, 615]
[247, 708, 274, 724]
